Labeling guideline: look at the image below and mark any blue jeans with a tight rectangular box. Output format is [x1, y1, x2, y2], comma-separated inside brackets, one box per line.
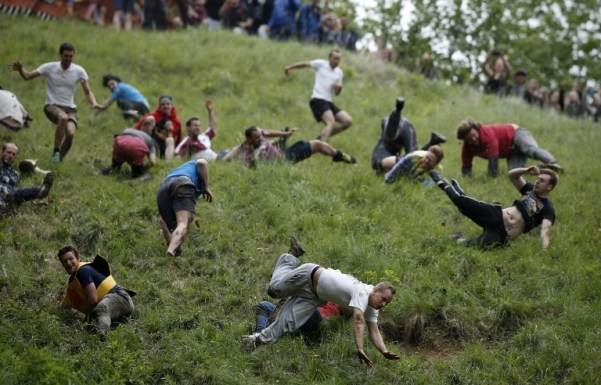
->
[255, 300, 323, 340]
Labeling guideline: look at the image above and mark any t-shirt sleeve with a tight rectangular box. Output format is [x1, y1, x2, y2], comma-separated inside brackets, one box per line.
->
[78, 66, 89, 83]
[75, 265, 94, 287]
[519, 182, 534, 195]
[310, 60, 323, 70]
[36, 63, 51, 76]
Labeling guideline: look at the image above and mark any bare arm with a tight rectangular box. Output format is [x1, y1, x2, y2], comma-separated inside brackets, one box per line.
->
[205, 100, 216, 132]
[81, 282, 99, 314]
[540, 218, 552, 250]
[147, 151, 157, 166]
[352, 308, 372, 367]
[97, 96, 114, 110]
[9, 61, 40, 81]
[284, 61, 312, 76]
[367, 321, 400, 361]
[508, 166, 539, 192]
[262, 128, 296, 139]
[481, 52, 493, 77]
[81, 80, 100, 108]
[196, 159, 213, 202]
[221, 144, 242, 162]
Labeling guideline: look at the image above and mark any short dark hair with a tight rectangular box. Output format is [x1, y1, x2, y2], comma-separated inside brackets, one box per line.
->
[244, 125, 259, 139]
[540, 168, 559, 189]
[456, 118, 481, 140]
[58, 245, 79, 261]
[102, 74, 122, 88]
[59, 43, 75, 54]
[186, 117, 200, 127]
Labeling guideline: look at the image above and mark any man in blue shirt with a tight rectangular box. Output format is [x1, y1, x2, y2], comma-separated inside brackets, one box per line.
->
[97, 74, 150, 121]
[268, 0, 300, 40]
[157, 159, 213, 256]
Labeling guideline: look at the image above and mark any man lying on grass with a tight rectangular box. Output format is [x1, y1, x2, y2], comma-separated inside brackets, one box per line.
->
[430, 166, 558, 250]
[243, 237, 400, 367]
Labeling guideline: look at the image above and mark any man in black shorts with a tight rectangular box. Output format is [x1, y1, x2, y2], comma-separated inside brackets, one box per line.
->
[157, 159, 213, 256]
[284, 50, 352, 142]
[222, 126, 356, 168]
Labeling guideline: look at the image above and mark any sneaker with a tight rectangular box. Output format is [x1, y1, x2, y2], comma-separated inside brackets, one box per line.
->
[430, 131, 447, 145]
[243, 333, 260, 352]
[289, 236, 305, 257]
[396, 97, 405, 113]
[542, 163, 564, 173]
[429, 170, 449, 189]
[52, 152, 60, 162]
[101, 166, 114, 175]
[37, 172, 53, 198]
[450, 179, 465, 195]
[333, 151, 356, 164]
[174, 246, 183, 256]
[123, 110, 139, 120]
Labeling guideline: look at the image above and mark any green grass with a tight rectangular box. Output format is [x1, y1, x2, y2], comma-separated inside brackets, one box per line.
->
[1, 16, 601, 385]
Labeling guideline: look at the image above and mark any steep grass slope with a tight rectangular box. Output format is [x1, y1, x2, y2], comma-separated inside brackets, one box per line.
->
[1, 16, 600, 385]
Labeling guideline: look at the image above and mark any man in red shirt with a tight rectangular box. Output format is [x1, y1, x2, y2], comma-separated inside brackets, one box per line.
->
[456, 119, 562, 177]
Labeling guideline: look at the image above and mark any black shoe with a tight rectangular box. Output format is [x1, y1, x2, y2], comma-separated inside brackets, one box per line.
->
[333, 151, 356, 164]
[289, 236, 305, 257]
[101, 166, 114, 175]
[451, 179, 465, 195]
[429, 170, 449, 190]
[430, 131, 447, 145]
[396, 97, 405, 113]
[37, 172, 53, 198]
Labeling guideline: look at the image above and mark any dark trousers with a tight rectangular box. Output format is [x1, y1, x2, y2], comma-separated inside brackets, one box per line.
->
[445, 186, 508, 248]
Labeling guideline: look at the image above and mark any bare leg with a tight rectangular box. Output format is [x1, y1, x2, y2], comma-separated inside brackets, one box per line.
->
[54, 113, 70, 152]
[331, 110, 352, 136]
[309, 140, 336, 156]
[124, 13, 132, 30]
[167, 210, 194, 255]
[160, 217, 172, 244]
[113, 10, 122, 31]
[319, 110, 336, 142]
[59, 121, 77, 159]
[380, 156, 398, 172]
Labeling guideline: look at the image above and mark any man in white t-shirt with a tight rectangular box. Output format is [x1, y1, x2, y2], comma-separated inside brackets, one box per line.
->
[243, 237, 400, 367]
[284, 49, 353, 142]
[175, 100, 218, 161]
[10, 42, 100, 162]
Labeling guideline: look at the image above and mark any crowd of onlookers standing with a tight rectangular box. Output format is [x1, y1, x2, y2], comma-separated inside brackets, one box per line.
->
[481, 49, 601, 123]
[103, 0, 359, 51]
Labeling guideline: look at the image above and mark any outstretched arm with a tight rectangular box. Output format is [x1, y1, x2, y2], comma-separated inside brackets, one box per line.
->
[96, 96, 114, 111]
[81, 80, 100, 109]
[508, 166, 539, 192]
[352, 308, 372, 367]
[262, 128, 297, 139]
[206, 100, 216, 132]
[284, 61, 312, 76]
[367, 321, 400, 361]
[9, 61, 40, 81]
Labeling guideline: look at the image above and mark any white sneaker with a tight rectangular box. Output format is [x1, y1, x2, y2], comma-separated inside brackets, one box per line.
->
[243, 333, 260, 352]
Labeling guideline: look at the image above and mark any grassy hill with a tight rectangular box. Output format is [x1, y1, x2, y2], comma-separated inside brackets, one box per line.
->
[1, 16, 600, 385]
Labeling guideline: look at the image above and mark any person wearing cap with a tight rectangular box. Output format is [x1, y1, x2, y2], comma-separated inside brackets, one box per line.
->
[284, 49, 352, 142]
[456, 118, 563, 177]
[510, 69, 527, 98]
[0, 142, 53, 212]
[10, 42, 100, 162]
[97, 74, 150, 120]
[135, 95, 182, 147]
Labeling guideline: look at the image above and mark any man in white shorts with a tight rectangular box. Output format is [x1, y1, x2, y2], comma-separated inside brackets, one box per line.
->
[284, 49, 353, 142]
[243, 237, 400, 367]
[10, 42, 99, 162]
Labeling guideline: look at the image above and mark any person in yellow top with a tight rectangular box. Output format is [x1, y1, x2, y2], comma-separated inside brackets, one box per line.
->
[59, 245, 134, 338]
